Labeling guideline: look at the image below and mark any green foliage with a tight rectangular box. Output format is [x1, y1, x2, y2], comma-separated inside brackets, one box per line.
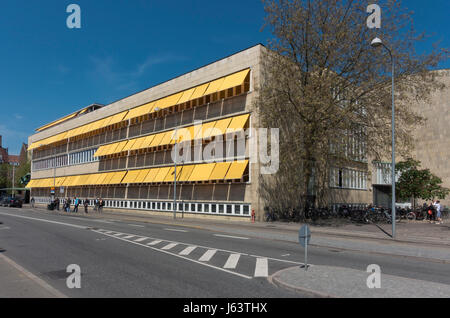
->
[395, 158, 450, 202]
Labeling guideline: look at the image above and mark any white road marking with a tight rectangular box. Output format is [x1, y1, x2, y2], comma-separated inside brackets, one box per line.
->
[93, 230, 252, 280]
[147, 240, 162, 246]
[0, 212, 87, 229]
[199, 249, 217, 262]
[161, 243, 178, 250]
[164, 228, 188, 232]
[113, 233, 124, 236]
[254, 258, 268, 277]
[281, 254, 290, 257]
[223, 254, 241, 269]
[213, 234, 249, 240]
[123, 235, 135, 239]
[134, 237, 148, 242]
[179, 246, 197, 256]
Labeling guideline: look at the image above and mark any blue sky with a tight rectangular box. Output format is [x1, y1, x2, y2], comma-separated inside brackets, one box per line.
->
[0, 0, 448, 154]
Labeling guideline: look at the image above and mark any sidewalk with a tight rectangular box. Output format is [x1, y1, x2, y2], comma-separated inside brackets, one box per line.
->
[28, 204, 450, 262]
[271, 265, 450, 298]
[0, 253, 66, 298]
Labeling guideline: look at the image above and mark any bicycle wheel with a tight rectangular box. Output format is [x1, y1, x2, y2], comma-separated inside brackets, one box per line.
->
[406, 212, 416, 221]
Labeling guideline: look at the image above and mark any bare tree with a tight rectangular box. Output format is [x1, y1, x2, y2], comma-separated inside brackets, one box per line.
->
[256, 0, 448, 220]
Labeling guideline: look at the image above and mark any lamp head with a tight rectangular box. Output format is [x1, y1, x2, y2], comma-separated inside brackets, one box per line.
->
[371, 37, 383, 48]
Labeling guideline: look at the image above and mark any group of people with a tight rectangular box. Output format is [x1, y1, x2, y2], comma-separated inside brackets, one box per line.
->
[423, 200, 443, 224]
[50, 197, 105, 214]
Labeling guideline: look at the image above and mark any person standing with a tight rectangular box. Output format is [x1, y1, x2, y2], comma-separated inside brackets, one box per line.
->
[94, 198, 99, 212]
[98, 198, 104, 213]
[84, 198, 89, 214]
[66, 197, 71, 212]
[55, 197, 60, 211]
[435, 201, 443, 224]
[30, 197, 35, 208]
[73, 197, 79, 213]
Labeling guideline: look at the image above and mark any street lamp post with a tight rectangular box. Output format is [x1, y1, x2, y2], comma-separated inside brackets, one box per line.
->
[371, 37, 396, 239]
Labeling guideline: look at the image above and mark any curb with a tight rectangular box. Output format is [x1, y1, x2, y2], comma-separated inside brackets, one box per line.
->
[269, 266, 337, 298]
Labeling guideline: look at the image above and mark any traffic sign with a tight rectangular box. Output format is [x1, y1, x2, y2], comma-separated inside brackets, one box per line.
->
[298, 225, 311, 247]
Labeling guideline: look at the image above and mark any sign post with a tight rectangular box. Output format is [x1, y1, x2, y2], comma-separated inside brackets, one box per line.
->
[298, 225, 311, 271]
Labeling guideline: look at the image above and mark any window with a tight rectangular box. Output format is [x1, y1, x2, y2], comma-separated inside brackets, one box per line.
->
[330, 167, 367, 190]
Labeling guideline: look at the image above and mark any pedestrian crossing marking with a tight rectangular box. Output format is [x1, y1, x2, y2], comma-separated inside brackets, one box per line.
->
[199, 249, 217, 262]
[161, 243, 178, 250]
[147, 240, 162, 246]
[223, 254, 241, 269]
[92, 228, 303, 280]
[254, 258, 268, 277]
[179, 246, 196, 256]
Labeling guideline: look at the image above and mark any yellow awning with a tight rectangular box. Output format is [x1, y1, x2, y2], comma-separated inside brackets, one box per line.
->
[124, 103, 154, 121]
[159, 131, 176, 146]
[113, 140, 128, 154]
[110, 171, 127, 184]
[225, 160, 248, 180]
[154, 92, 183, 110]
[198, 121, 216, 140]
[101, 172, 115, 185]
[153, 167, 171, 183]
[149, 132, 165, 147]
[140, 135, 155, 149]
[144, 168, 159, 183]
[93, 173, 108, 185]
[164, 167, 176, 182]
[178, 165, 195, 182]
[94, 145, 108, 157]
[129, 136, 146, 151]
[190, 83, 210, 100]
[121, 170, 140, 184]
[189, 163, 216, 182]
[209, 162, 231, 180]
[210, 117, 232, 137]
[227, 114, 250, 132]
[177, 87, 196, 104]
[26, 179, 37, 188]
[218, 69, 250, 92]
[108, 111, 129, 126]
[135, 169, 150, 183]
[55, 177, 66, 187]
[204, 77, 226, 95]
[122, 139, 136, 152]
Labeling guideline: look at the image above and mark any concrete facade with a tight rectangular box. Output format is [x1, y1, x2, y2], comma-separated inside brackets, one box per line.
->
[411, 69, 450, 206]
[29, 45, 265, 220]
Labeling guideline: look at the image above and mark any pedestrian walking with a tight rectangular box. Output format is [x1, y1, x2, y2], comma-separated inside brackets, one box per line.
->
[55, 197, 60, 211]
[98, 198, 104, 213]
[84, 198, 89, 214]
[428, 201, 436, 223]
[73, 197, 79, 213]
[30, 197, 35, 208]
[66, 197, 72, 212]
[435, 201, 443, 224]
[94, 198, 99, 212]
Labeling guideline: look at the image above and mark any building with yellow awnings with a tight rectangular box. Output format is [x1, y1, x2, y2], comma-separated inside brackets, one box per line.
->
[28, 45, 267, 220]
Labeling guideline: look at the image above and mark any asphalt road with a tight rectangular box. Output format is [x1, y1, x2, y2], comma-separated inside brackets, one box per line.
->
[0, 207, 449, 298]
